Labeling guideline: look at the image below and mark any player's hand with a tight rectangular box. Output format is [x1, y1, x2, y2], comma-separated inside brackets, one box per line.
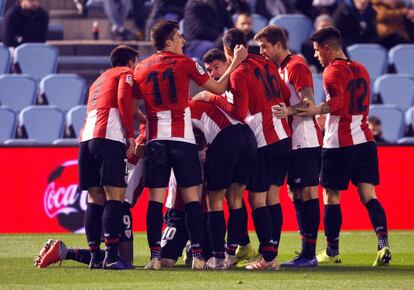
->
[126, 137, 135, 160]
[272, 103, 289, 119]
[192, 91, 212, 102]
[233, 44, 248, 65]
[135, 142, 145, 159]
[296, 98, 320, 117]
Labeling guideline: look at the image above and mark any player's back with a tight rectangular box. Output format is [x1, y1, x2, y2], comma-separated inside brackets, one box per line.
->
[190, 100, 240, 145]
[134, 51, 209, 143]
[81, 66, 134, 143]
[237, 54, 291, 147]
[323, 59, 373, 148]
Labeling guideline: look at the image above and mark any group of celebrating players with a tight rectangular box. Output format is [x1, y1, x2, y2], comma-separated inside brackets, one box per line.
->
[34, 19, 392, 271]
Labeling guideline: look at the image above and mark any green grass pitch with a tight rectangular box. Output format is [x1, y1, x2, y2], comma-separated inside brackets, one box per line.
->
[1, 231, 413, 289]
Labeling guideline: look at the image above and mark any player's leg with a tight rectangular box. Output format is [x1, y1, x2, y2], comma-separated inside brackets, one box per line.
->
[172, 141, 204, 270]
[318, 146, 352, 264]
[160, 209, 189, 267]
[144, 140, 171, 269]
[85, 188, 106, 268]
[78, 140, 106, 269]
[118, 203, 134, 268]
[352, 141, 390, 266]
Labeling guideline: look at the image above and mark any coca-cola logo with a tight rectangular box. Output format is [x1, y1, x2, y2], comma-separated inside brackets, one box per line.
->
[44, 182, 87, 218]
[43, 160, 87, 232]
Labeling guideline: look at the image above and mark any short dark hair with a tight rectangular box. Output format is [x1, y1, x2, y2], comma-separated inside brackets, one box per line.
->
[110, 45, 139, 67]
[368, 116, 381, 126]
[222, 28, 247, 52]
[203, 48, 226, 64]
[254, 25, 288, 49]
[310, 26, 342, 49]
[151, 20, 179, 51]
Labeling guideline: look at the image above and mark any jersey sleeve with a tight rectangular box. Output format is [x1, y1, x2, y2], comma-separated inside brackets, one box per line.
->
[210, 68, 249, 121]
[117, 72, 135, 139]
[186, 58, 210, 86]
[323, 66, 344, 114]
[289, 62, 313, 95]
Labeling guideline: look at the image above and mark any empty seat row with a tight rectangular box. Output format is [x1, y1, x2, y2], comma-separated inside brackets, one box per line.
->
[0, 43, 58, 80]
[347, 44, 414, 81]
[0, 74, 86, 112]
[0, 105, 86, 144]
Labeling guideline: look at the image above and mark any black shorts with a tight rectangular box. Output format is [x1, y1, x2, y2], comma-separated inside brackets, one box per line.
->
[247, 138, 291, 192]
[321, 141, 380, 190]
[78, 139, 127, 190]
[288, 147, 322, 188]
[120, 203, 133, 242]
[144, 140, 202, 188]
[161, 209, 188, 260]
[204, 124, 257, 191]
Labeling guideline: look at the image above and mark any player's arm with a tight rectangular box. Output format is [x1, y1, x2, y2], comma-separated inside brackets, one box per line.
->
[209, 68, 249, 121]
[117, 73, 135, 158]
[201, 45, 247, 95]
[297, 67, 343, 117]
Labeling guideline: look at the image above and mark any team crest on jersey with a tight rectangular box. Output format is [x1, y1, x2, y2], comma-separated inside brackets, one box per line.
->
[195, 62, 205, 75]
[125, 75, 133, 86]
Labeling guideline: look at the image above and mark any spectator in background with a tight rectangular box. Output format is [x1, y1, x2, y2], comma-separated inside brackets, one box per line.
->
[368, 116, 387, 143]
[311, 0, 338, 18]
[301, 13, 334, 73]
[184, 0, 233, 60]
[234, 12, 254, 41]
[103, 0, 134, 40]
[333, 0, 378, 48]
[371, 0, 414, 49]
[2, 0, 49, 48]
[145, 0, 187, 41]
[253, 0, 291, 20]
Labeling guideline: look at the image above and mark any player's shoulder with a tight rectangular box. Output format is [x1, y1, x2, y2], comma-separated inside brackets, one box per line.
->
[112, 66, 134, 75]
[288, 55, 311, 73]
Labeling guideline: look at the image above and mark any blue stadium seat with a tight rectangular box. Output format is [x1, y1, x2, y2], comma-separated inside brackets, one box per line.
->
[67, 105, 86, 138]
[373, 74, 414, 111]
[0, 106, 16, 143]
[397, 137, 414, 144]
[369, 104, 404, 143]
[4, 139, 37, 145]
[312, 73, 325, 105]
[251, 13, 268, 33]
[52, 138, 78, 145]
[13, 43, 58, 81]
[39, 74, 86, 112]
[405, 106, 414, 127]
[269, 14, 313, 53]
[19, 106, 64, 143]
[389, 44, 414, 76]
[346, 44, 387, 81]
[0, 75, 37, 112]
[0, 43, 10, 73]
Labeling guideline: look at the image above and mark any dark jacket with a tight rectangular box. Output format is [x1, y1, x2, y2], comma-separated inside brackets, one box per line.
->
[333, 0, 378, 48]
[2, 4, 49, 47]
[183, 0, 233, 42]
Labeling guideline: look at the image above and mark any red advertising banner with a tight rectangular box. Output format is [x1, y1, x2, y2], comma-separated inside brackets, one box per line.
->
[0, 146, 413, 233]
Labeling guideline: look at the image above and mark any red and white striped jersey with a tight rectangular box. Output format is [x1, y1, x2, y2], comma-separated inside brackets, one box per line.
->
[134, 51, 210, 144]
[323, 59, 374, 148]
[190, 100, 241, 145]
[209, 54, 291, 148]
[279, 54, 322, 150]
[80, 67, 135, 143]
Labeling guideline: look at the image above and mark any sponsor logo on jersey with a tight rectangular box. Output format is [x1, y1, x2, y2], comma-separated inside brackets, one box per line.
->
[126, 75, 134, 86]
[196, 62, 205, 75]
